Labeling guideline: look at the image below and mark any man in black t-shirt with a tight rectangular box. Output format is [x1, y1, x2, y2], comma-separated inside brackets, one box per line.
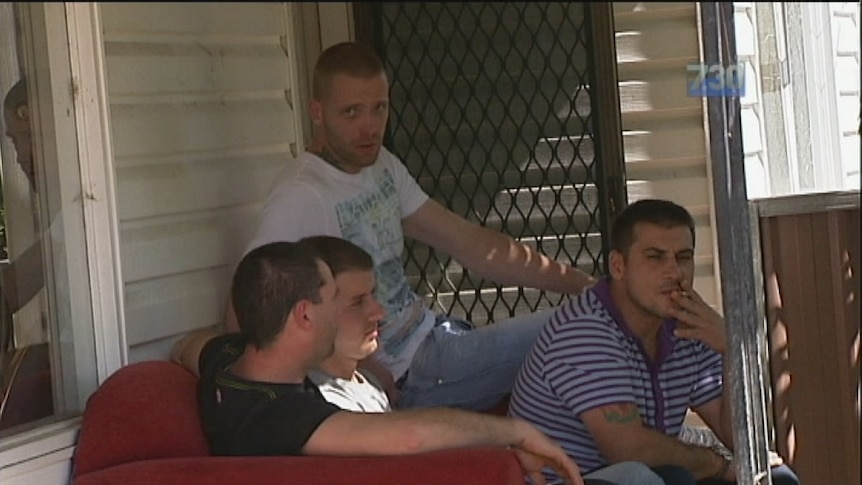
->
[193, 240, 590, 485]
[198, 332, 340, 456]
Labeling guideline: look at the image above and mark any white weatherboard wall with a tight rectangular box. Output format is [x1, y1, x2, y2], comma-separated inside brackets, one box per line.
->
[831, 2, 860, 186]
[742, 2, 861, 196]
[613, 2, 721, 309]
[734, 3, 770, 199]
[99, 3, 305, 362]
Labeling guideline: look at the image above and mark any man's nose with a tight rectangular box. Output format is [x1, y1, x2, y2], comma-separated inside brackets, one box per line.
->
[665, 258, 683, 279]
[360, 115, 379, 136]
[368, 298, 384, 322]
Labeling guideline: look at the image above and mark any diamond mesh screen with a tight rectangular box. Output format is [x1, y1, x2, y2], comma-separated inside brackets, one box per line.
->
[374, 2, 606, 326]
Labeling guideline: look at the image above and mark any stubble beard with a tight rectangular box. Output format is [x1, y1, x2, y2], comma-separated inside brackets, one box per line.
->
[625, 279, 670, 322]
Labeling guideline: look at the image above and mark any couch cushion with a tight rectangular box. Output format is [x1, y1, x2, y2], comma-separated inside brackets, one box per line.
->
[73, 361, 209, 477]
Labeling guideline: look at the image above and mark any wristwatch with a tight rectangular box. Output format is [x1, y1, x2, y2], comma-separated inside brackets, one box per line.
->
[709, 444, 733, 480]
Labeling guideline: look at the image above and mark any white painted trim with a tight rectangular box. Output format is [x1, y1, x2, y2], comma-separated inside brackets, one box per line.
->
[317, 2, 353, 49]
[0, 418, 80, 472]
[284, 3, 305, 155]
[801, 3, 843, 191]
[773, 3, 801, 194]
[64, 2, 127, 380]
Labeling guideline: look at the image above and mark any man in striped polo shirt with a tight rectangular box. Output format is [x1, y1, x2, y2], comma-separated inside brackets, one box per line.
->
[509, 199, 800, 485]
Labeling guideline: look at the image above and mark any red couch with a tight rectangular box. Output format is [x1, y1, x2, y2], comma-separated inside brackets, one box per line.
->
[71, 360, 526, 485]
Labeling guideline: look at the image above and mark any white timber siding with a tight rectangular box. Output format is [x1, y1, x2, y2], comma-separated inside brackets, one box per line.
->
[99, 2, 304, 362]
[613, 2, 721, 309]
[831, 2, 860, 186]
[734, 2, 770, 199]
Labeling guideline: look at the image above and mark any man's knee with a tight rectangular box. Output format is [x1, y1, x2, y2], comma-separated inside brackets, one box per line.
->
[770, 464, 801, 485]
[651, 464, 697, 485]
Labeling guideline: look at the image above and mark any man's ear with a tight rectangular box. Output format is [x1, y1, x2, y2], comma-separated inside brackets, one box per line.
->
[15, 103, 29, 121]
[609, 249, 625, 281]
[308, 98, 323, 126]
[291, 300, 326, 330]
[289, 300, 311, 330]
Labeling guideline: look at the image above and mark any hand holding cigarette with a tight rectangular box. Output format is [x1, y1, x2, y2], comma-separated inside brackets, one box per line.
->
[668, 282, 728, 354]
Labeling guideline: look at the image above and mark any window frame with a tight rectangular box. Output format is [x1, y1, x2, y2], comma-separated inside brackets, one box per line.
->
[0, 2, 124, 476]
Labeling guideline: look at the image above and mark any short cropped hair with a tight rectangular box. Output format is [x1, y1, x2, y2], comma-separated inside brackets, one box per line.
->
[301, 235, 373, 277]
[610, 199, 696, 255]
[231, 241, 325, 349]
[312, 42, 385, 100]
[3, 79, 27, 112]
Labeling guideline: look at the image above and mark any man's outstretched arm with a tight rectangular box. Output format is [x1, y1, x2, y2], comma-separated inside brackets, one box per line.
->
[307, 408, 585, 485]
[171, 327, 220, 376]
[402, 199, 597, 295]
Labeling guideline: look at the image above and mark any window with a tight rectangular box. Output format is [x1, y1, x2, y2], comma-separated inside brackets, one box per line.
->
[1, 3, 123, 477]
[0, 1, 101, 439]
[0, 10, 124, 480]
[739, 2, 861, 198]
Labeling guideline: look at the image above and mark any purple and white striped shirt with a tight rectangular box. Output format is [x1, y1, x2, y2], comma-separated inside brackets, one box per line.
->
[509, 278, 723, 477]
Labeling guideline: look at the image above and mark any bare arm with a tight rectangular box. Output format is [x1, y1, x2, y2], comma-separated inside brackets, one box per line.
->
[582, 402, 732, 481]
[170, 327, 221, 377]
[669, 283, 734, 448]
[307, 408, 584, 485]
[402, 199, 596, 295]
[692, 376, 734, 450]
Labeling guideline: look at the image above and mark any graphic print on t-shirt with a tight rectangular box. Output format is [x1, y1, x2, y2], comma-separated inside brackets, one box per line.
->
[335, 168, 426, 357]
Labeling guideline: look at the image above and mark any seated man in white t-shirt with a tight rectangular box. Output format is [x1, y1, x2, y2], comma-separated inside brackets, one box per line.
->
[303, 235, 390, 412]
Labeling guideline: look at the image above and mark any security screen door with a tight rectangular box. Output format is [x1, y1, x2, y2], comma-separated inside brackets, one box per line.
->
[355, 2, 626, 325]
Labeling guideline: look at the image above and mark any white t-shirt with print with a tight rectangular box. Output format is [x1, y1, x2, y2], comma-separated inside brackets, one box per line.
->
[246, 148, 436, 380]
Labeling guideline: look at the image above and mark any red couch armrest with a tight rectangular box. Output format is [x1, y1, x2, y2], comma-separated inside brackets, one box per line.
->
[73, 361, 209, 477]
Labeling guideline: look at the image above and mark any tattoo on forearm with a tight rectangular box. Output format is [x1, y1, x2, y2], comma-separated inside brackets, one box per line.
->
[602, 407, 639, 424]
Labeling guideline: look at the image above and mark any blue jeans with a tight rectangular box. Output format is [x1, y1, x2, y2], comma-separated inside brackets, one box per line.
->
[584, 462, 666, 485]
[398, 308, 553, 411]
[542, 462, 665, 485]
[653, 463, 800, 485]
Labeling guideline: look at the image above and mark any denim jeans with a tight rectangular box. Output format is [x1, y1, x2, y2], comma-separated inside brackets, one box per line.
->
[654, 463, 801, 485]
[397, 308, 554, 411]
[584, 461, 666, 485]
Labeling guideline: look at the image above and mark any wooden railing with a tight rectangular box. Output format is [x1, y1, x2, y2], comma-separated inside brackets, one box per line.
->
[752, 191, 860, 485]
